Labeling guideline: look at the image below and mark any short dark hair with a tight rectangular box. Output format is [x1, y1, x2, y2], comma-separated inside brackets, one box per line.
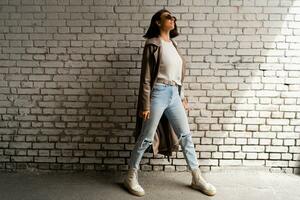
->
[143, 9, 179, 39]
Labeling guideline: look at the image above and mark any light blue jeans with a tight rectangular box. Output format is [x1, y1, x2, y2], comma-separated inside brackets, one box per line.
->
[129, 82, 199, 171]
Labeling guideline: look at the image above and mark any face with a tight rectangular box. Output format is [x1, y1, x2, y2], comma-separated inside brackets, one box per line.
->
[157, 12, 177, 31]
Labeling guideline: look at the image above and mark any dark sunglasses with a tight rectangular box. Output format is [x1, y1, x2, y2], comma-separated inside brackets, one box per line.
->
[162, 14, 177, 21]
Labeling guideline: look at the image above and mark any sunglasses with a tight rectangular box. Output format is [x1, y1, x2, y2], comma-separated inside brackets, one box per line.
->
[162, 14, 177, 21]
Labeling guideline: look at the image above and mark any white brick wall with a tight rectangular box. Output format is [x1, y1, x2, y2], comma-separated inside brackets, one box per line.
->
[0, 0, 299, 174]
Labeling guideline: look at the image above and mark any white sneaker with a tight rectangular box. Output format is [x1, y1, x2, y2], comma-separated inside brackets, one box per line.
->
[124, 168, 145, 196]
[191, 168, 216, 196]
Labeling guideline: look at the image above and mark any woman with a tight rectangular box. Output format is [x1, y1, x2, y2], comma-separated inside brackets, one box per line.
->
[123, 9, 217, 197]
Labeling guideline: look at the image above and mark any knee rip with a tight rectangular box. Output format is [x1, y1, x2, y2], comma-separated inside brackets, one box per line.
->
[139, 138, 152, 148]
[178, 132, 192, 141]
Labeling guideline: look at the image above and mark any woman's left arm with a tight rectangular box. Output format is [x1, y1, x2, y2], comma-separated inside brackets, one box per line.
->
[180, 84, 190, 110]
[180, 83, 185, 101]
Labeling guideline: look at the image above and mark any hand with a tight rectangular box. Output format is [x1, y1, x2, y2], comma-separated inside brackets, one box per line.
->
[182, 98, 190, 111]
[139, 110, 150, 121]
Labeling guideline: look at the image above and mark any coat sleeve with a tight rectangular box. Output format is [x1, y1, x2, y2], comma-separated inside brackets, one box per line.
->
[139, 44, 154, 111]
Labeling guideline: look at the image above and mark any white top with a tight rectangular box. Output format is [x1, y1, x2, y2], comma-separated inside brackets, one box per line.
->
[157, 37, 183, 87]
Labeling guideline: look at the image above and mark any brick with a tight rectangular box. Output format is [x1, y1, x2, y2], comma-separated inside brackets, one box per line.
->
[220, 159, 242, 166]
[150, 158, 170, 165]
[243, 160, 265, 166]
[11, 156, 33, 162]
[266, 160, 288, 167]
[219, 145, 241, 152]
[196, 145, 217, 152]
[32, 143, 54, 149]
[79, 144, 101, 150]
[56, 143, 78, 149]
[103, 158, 124, 164]
[214, 7, 238, 13]
[57, 157, 79, 163]
[9, 142, 31, 149]
[101, 144, 124, 150]
[266, 146, 288, 153]
[242, 146, 265, 152]
[34, 157, 56, 163]
[243, 118, 265, 125]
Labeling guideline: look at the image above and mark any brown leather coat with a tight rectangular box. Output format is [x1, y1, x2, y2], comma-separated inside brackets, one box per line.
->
[134, 36, 188, 161]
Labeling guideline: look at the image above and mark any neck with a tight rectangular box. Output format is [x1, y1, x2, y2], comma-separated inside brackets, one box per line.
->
[159, 30, 170, 41]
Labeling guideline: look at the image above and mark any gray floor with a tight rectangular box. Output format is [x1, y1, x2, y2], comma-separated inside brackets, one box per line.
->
[0, 167, 299, 200]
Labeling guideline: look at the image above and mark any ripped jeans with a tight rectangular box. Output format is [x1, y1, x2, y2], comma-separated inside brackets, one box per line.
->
[129, 82, 199, 171]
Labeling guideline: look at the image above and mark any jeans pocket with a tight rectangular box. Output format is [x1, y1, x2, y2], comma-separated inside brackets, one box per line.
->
[151, 84, 167, 100]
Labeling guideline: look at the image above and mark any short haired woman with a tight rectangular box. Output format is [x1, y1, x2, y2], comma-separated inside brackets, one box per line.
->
[123, 9, 217, 197]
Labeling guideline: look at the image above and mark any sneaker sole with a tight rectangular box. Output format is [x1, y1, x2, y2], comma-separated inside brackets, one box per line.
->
[191, 183, 216, 196]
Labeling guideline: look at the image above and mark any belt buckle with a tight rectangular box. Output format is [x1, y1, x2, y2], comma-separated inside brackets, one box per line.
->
[171, 80, 177, 86]
[157, 79, 177, 86]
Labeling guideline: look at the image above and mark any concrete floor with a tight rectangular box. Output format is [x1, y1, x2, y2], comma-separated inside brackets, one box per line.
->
[0, 167, 299, 200]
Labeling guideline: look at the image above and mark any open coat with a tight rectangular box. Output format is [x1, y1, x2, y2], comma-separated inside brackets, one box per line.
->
[134, 36, 188, 161]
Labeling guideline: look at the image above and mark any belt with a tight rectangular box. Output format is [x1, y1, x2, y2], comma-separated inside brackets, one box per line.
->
[155, 78, 179, 86]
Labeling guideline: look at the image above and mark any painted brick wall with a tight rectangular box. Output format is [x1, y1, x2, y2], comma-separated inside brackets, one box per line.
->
[0, 0, 300, 173]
